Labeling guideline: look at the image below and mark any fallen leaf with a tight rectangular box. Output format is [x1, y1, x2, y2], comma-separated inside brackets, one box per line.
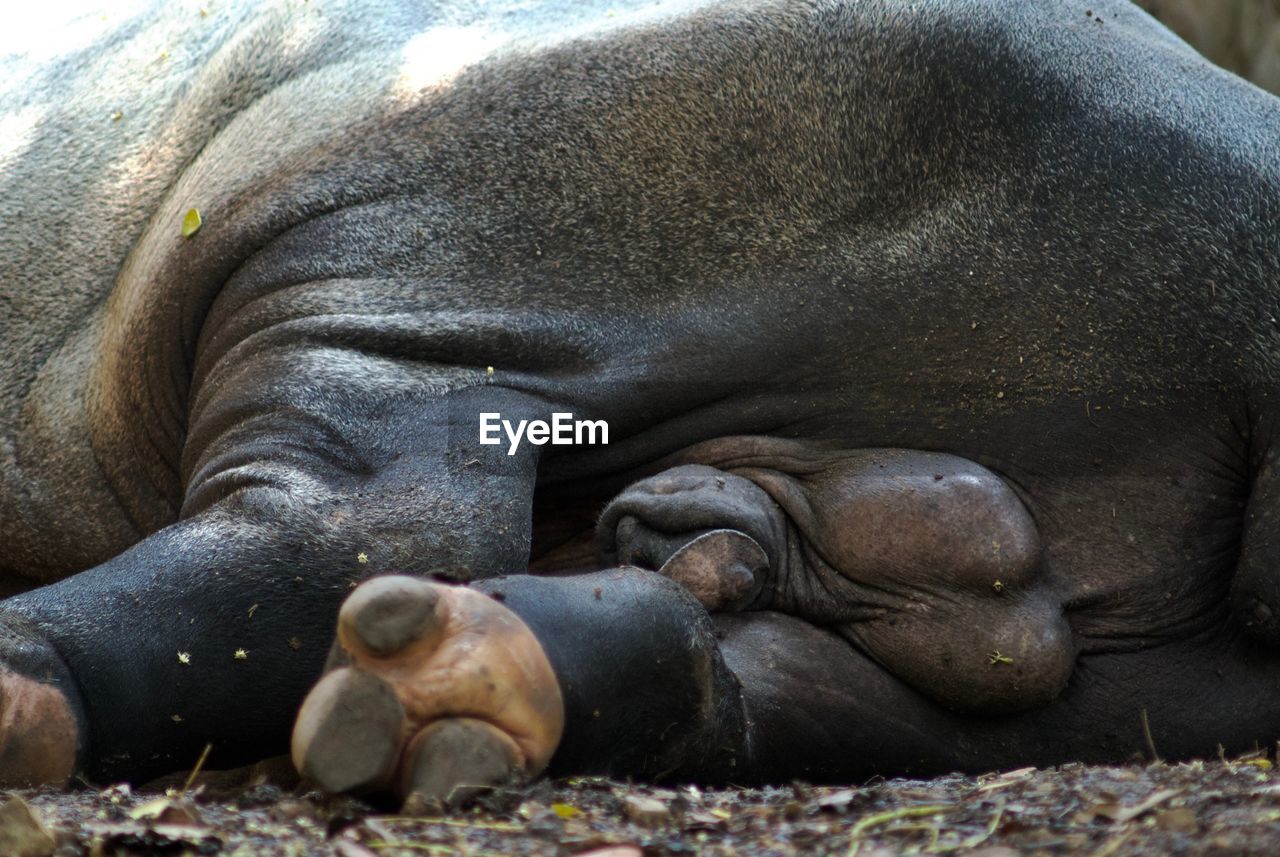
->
[181, 208, 202, 238]
[1091, 788, 1181, 823]
[551, 803, 582, 819]
[623, 795, 669, 828]
[1155, 807, 1199, 832]
[155, 802, 204, 826]
[0, 795, 54, 857]
[977, 767, 1037, 792]
[334, 840, 380, 857]
[100, 783, 132, 803]
[816, 788, 860, 810]
[128, 797, 173, 820]
[683, 810, 728, 830]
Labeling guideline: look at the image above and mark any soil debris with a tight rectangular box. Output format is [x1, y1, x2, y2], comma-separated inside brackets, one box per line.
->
[16, 756, 1280, 856]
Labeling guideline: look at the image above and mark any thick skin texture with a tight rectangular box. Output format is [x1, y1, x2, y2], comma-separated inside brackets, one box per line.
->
[3, 0, 1280, 791]
[599, 447, 1073, 714]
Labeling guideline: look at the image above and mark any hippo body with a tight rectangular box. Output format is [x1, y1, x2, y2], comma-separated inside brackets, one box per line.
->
[4, 0, 1280, 791]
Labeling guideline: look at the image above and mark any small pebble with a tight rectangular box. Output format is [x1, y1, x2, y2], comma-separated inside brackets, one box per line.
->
[623, 795, 670, 828]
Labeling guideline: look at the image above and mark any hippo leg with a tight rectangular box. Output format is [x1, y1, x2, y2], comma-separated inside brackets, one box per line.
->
[0, 621, 83, 786]
[0, 351, 558, 785]
[294, 568, 1280, 791]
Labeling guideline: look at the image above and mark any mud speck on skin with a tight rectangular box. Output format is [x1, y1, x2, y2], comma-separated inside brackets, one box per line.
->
[20, 757, 1280, 856]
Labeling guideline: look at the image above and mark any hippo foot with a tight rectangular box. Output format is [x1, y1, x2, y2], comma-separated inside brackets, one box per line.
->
[291, 576, 564, 806]
[0, 622, 84, 788]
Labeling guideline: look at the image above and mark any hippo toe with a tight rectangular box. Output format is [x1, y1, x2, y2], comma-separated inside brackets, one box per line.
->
[0, 620, 84, 789]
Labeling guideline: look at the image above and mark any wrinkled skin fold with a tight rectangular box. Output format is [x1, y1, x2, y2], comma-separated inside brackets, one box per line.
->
[2, 0, 1280, 790]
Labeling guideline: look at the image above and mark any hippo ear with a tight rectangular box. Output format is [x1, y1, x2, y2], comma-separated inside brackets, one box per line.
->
[657, 529, 769, 612]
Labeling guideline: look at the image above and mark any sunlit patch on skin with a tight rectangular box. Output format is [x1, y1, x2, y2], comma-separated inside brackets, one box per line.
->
[392, 26, 512, 100]
[0, 1, 144, 61]
[0, 106, 47, 177]
[275, 8, 328, 66]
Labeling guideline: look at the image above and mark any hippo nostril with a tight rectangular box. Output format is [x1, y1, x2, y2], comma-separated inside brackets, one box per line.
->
[610, 516, 707, 571]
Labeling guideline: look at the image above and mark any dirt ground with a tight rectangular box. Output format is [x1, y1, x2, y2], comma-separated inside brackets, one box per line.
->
[7, 751, 1280, 857]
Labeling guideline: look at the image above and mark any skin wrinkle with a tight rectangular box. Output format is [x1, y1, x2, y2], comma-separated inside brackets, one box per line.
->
[189, 192, 455, 369]
[2, 0, 1280, 787]
[742, 457, 1043, 615]
[598, 441, 1077, 715]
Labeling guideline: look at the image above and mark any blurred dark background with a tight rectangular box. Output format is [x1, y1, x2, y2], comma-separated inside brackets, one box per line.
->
[1141, 0, 1280, 94]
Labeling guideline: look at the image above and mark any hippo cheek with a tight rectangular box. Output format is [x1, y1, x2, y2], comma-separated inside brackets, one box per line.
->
[838, 587, 1077, 715]
[745, 448, 1076, 713]
[806, 459, 1044, 594]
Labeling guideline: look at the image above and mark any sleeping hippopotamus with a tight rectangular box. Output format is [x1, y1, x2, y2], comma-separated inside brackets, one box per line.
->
[3, 0, 1280, 803]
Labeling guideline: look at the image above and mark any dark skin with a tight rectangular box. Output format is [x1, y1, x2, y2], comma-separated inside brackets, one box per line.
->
[596, 444, 1075, 714]
[486, 441, 1276, 785]
[3, 0, 1280, 796]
